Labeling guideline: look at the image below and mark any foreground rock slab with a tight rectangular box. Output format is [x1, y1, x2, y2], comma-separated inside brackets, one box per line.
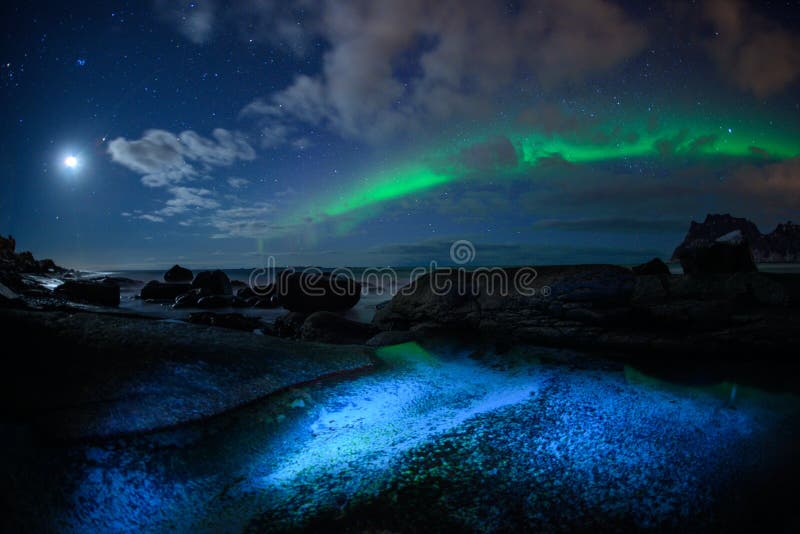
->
[0, 309, 374, 440]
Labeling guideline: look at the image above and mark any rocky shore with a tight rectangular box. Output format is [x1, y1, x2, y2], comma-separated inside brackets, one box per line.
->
[2, 224, 799, 439]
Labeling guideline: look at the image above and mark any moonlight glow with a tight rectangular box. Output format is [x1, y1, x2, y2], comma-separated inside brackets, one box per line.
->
[64, 155, 78, 169]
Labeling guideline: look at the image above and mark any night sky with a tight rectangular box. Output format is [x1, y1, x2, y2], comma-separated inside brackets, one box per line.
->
[2, 0, 799, 269]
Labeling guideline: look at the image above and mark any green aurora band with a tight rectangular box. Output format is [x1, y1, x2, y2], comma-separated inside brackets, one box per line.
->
[297, 112, 800, 221]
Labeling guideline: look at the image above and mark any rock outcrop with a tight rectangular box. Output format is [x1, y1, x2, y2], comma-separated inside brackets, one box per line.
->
[632, 258, 671, 277]
[191, 270, 233, 296]
[372, 264, 800, 358]
[276, 271, 361, 312]
[140, 281, 192, 301]
[299, 311, 379, 344]
[672, 214, 800, 263]
[164, 264, 193, 282]
[678, 230, 757, 275]
[54, 280, 120, 307]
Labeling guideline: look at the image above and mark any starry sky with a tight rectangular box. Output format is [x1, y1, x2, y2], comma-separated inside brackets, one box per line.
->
[2, 0, 799, 269]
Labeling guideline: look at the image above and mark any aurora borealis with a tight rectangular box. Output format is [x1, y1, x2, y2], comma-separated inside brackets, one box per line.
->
[300, 106, 800, 232]
[2, 0, 799, 268]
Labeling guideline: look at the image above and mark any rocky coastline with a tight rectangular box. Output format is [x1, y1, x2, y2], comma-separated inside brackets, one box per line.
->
[2, 220, 799, 439]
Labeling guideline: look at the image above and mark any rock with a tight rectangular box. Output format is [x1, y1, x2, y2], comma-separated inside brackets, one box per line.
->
[187, 312, 263, 331]
[191, 270, 232, 296]
[196, 295, 234, 308]
[276, 271, 361, 312]
[679, 236, 757, 275]
[631, 258, 670, 277]
[0, 281, 23, 307]
[274, 312, 309, 338]
[724, 272, 789, 307]
[140, 281, 192, 301]
[164, 264, 193, 282]
[0, 234, 16, 254]
[54, 280, 120, 307]
[173, 291, 199, 309]
[373, 265, 635, 337]
[672, 213, 800, 263]
[299, 311, 379, 344]
[631, 275, 669, 305]
[366, 330, 419, 347]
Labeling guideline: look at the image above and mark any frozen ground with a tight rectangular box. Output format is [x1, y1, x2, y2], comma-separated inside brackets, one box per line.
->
[2, 341, 799, 532]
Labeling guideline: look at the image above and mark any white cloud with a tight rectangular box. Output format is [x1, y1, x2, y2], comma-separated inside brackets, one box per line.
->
[157, 186, 220, 216]
[227, 177, 250, 188]
[108, 128, 255, 187]
[242, 0, 647, 144]
[140, 214, 165, 223]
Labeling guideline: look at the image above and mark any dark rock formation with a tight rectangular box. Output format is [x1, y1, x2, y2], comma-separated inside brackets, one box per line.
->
[276, 271, 361, 312]
[164, 264, 193, 282]
[140, 281, 192, 301]
[299, 311, 379, 344]
[0, 236, 64, 275]
[632, 258, 671, 277]
[0, 234, 16, 254]
[173, 291, 200, 308]
[196, 295, 234, 308]
[373, 264, 800, 358]
[679, 231, 757, 275]
[191, 269, 232, 296]
[274, 311, 309, 338]
[0, 281, 23, 307]
[238, 284, 279, 308]
[54, 280, 120, 307]
[374, 265, 634, 334]
[187, 311, 263, 331]
[673, 214, 800, 263]
[0, 308, 374, 439]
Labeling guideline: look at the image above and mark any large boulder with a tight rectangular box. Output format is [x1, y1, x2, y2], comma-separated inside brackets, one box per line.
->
[678, 230, 757, 275]
[276, 271, 361, 312]
[164, 264, 193, 282]
[55, 280, 120, 307]
[140, 281, 192, 301]
[299, 311, 378, 344]
[632, 258, 671, 277]
[191, 270, 232, 296]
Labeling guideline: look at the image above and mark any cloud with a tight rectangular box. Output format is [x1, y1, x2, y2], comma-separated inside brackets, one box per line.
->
[242, 0, 647, 144]
[108, 128, 255, 187]
[703, 0, 800, 96]
[457, 136, 518, 172]
[227, 177, 250, 188]
[157, 186, 219, 216]
[140, 214, 166, 223]
[207, 203, 278, 238]
[731, 157, 800, 208]
[156, 0, 316, 53]
[154, 0, 215, 44]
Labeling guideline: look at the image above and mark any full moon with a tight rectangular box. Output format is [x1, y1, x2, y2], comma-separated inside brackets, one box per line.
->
[64, 155, 78, 168]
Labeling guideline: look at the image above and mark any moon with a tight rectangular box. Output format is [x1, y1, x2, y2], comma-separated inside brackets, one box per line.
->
[64, 156, 78, 168]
